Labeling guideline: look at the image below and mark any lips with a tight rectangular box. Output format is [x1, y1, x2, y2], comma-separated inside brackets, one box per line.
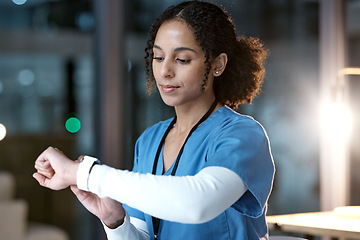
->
[160, 84, 179, 93]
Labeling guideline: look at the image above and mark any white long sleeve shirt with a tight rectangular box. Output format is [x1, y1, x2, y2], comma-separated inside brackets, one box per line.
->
[77, 158, 247, 240]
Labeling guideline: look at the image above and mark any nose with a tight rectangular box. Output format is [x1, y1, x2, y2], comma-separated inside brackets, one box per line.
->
[160, 60, 175, 78]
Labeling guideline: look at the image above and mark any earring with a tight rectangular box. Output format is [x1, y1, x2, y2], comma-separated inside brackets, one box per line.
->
[215, 71, 220, 74]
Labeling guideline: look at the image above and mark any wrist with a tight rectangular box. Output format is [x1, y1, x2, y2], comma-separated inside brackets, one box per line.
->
[69, 161, 80, 186]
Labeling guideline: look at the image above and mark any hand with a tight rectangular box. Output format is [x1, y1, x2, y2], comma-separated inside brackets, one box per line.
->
[33, 147, 79, 190]
[71, 185, 126, 229]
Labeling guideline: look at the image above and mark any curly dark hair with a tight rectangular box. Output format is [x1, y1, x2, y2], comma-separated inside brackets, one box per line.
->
[145, 1, 268, 109]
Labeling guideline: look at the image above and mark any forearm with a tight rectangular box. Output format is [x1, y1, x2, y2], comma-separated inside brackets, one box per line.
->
[78, 162, 247, 224]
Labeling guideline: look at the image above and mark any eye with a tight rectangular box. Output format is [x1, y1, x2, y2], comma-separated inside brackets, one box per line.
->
[153, 56, 164, 62]
[176, 58, 191, 64]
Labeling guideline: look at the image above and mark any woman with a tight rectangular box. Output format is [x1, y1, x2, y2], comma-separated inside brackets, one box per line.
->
[34, 1, 275, 239]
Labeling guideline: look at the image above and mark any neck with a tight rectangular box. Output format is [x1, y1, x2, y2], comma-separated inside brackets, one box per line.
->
[174, 99, 219, 133]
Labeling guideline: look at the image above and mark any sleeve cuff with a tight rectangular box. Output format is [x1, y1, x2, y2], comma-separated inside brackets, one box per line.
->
[77, 155, 100, 191]
[102, 211, 130, 238]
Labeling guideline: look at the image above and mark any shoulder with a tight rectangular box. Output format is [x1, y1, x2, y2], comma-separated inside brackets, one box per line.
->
[211, 106, 268, 139]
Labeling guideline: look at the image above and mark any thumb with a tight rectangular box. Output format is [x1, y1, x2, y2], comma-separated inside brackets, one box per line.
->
[33, 172, 51, 188]
[70, 185, 89, 201]
[70, 185, 82, 196]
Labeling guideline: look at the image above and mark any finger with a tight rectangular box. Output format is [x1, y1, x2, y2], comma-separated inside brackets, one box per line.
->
[34, 159, 47, 169]
[35, 166, 54, 176]
[36, 146, 54, 163]
[54, 147, 63, 153]
[70, 185, 90, 202]
[35, 161, 53, 172]
[70, 185, 88, 197]
[34, 161, 54, 172]
[36, 169, 55, 179]
[41, 160, 52, 168]
[33, 172, 49, 187]
[34, 166, 53, 178]
[71, 185, 99, 200]
[70, 185, 81, 194]
[35, 164, 54, 173]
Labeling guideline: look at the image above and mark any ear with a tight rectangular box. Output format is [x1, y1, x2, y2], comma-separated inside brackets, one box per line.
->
[212, 53, 228, 77]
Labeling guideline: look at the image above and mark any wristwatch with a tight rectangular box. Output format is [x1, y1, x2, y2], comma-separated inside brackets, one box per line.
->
[77, 155, 100, 191]
[80, 155, 100, 173]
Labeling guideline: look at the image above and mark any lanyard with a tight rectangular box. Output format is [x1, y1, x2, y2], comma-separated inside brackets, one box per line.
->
[151, 100, 218, 240]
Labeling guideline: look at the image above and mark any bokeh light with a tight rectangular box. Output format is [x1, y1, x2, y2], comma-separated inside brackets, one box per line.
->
[12, 0, 27, 5]
[65, 117, 81, 133]
[320, 102, 353, 140]
[18, 69, 35, 86]
[0, 123, 6, 141]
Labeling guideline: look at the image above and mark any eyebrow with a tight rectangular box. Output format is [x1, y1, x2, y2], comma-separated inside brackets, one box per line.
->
[153, 44, 197, 53]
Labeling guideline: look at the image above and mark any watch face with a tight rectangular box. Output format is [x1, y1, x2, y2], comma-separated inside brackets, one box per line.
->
[76, 155, 85, 163]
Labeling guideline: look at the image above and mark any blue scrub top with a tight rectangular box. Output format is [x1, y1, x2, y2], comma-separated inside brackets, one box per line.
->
[124, 106, 275, 240]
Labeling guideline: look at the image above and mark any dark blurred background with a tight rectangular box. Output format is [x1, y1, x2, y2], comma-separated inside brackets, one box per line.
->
[0, 0, 359, 239]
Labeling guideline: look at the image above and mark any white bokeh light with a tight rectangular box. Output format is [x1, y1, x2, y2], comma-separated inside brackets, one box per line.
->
[320, 102, 353, 141]
[0, 123, 6, 141]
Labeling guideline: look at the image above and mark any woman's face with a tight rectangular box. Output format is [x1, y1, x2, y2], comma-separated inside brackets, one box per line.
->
[152, 20, 215, 107]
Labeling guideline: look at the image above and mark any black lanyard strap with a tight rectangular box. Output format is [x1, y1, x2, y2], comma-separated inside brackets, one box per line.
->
[151, 100, 217, 239]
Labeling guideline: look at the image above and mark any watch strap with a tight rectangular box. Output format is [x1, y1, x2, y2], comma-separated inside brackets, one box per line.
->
[77, 155, 100, 191]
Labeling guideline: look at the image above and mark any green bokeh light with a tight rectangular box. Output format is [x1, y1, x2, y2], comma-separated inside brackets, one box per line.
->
[65, 117, 81, 133]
